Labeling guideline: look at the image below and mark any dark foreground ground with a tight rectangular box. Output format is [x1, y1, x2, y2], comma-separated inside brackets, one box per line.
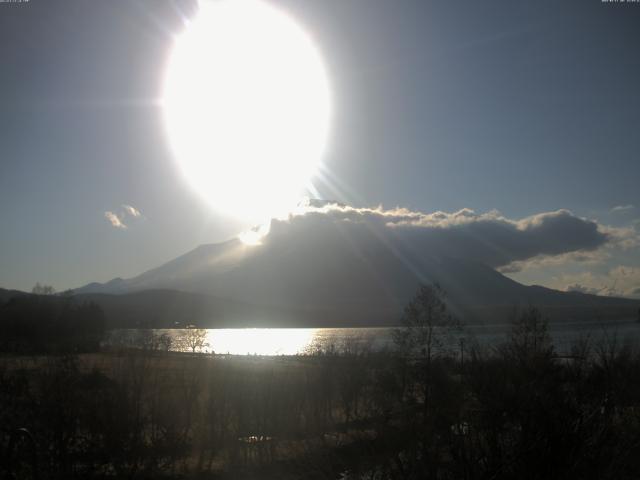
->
[2, 312, 640, 480]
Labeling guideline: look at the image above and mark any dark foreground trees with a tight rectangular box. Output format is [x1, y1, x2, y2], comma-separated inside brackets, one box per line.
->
[1, 285, 640, 479]
[0, 294, 105, 353]
[2, 323, 639, 480]
[373, 300, 640, 480]
[1, 327, 640, 479]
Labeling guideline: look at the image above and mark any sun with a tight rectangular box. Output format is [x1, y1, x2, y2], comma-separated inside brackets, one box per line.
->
[162, 0, 331, 224]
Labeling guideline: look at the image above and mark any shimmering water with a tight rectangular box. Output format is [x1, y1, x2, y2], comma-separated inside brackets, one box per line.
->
[106, 319, 640, 356]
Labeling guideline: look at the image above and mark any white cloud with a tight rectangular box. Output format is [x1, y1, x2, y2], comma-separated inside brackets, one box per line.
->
[104, 203, 143, 229]
[104, 211, 126, 229]
[599, 224, 640, 249]
[566, 283, 603, 296]
[611, 204, 635, 213]
[497, 249, 611, 274]
[122, 204, 141, 217]
[562, 266, 640, 299]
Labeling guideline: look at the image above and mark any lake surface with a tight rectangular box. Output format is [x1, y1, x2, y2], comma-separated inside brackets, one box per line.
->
[107, 318, 640, 356]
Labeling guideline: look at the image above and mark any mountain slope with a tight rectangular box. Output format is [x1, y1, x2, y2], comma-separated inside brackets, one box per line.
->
[0, 288, 28, 305]
[75, 290, 314, 328]
[77, 229, 640, 326]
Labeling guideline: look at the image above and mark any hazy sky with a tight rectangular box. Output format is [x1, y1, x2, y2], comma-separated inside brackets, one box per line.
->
[1, 0, 639, 295]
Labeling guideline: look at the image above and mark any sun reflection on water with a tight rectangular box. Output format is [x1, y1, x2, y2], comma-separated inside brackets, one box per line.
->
[205, 328, 318, 355]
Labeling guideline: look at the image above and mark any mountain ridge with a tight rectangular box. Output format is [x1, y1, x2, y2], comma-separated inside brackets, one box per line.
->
[72, 233, 640, 326]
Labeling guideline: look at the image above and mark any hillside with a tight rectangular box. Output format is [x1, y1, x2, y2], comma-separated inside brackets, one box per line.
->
[75, 232, 640, 326]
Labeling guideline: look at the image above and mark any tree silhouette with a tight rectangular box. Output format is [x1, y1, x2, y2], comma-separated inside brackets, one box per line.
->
[179, 326, 209, 353]
[31, 282, 55, 295]
[393, 283, 460, 361]
[506, 305, 554, 364]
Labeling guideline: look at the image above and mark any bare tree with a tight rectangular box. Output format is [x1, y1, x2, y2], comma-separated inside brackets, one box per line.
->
[178, 326, 209, 353]
[31, 282, 56, 295]
[506, 305, 554, 363]
[392, 284, 463, 423]
[393, 283, 460, 362]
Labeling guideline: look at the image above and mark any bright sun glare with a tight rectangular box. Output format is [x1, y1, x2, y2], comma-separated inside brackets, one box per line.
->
[163, 0, 331, 224]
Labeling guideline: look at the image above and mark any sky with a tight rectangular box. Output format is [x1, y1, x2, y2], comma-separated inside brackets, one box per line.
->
[1, 0, 639, 296]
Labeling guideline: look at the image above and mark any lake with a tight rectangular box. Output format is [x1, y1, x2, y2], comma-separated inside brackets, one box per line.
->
[106, 318, 640, 356]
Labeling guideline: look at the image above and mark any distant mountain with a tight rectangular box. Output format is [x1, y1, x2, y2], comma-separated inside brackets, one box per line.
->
[76, 230, 640, 326]
[74, 290, 312, 329]
[77, 277, 128, 295]
[0, 288, 28, 305]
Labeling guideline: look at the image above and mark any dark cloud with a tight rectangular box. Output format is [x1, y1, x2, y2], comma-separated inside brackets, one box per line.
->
[264, 204, 622, 271]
